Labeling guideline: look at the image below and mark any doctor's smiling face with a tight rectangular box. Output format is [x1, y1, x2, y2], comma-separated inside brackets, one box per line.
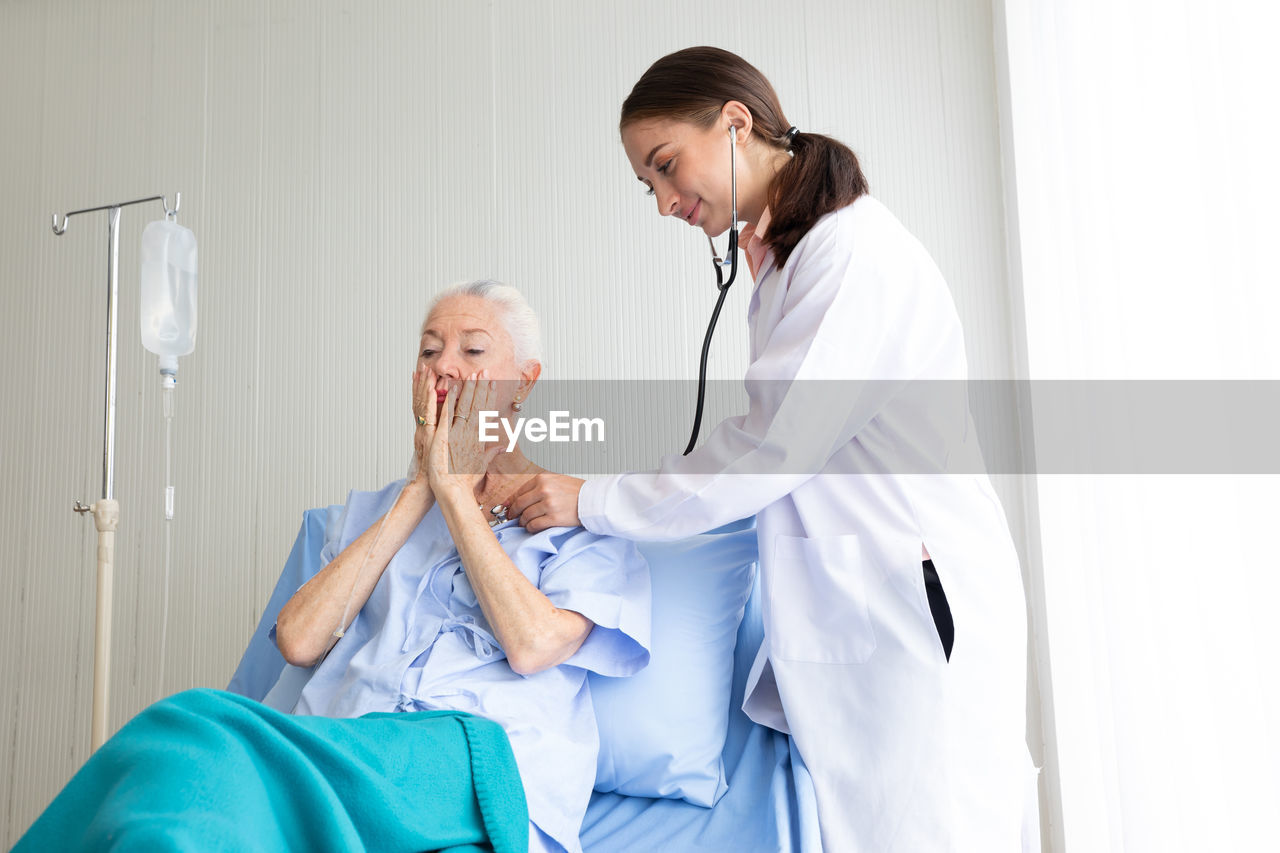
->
[621, 111, 759, 236]
[624, 117, 734, 236]
[621, 101, 782, 235]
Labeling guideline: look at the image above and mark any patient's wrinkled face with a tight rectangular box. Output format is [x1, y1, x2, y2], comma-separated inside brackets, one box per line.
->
[419, 294, 524, 408]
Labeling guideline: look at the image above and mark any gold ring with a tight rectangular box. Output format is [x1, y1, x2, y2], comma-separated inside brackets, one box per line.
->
[416, 415, 427, 426]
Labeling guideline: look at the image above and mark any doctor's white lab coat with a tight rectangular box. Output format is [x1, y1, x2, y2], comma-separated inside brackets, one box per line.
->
[579, 196, 1038, 851]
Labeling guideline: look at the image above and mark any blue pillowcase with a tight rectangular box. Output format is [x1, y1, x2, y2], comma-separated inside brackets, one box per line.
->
[229, 510, 758, 809]
[588, 518, 758, 807]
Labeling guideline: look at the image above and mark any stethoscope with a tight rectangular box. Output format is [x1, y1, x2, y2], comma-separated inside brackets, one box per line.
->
[684, 125, 740, 455]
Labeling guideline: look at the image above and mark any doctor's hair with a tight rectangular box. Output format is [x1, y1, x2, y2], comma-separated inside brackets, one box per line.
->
[620, 46, 868, 268]
[423, 279, 542, 366]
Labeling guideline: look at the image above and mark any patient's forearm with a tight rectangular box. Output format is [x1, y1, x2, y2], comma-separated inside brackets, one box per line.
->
[437, 487, 592, 676]
[276, 479, 434, 667]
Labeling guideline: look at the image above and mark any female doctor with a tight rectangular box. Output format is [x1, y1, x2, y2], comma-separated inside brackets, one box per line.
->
[510, 46, 1037, 851]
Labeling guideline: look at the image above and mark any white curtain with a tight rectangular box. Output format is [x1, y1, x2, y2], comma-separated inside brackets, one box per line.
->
[997, 1, 1280, 850]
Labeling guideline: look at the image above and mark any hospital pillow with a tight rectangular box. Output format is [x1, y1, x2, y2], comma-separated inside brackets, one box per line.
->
[589, 518, 758, 807]
[228, 510, 758, 809]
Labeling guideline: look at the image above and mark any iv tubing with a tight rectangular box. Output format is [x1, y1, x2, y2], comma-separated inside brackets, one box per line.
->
[157, 384, 175, 696]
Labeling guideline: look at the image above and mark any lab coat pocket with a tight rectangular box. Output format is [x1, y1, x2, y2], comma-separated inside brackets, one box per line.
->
[769, 534, 877, 664]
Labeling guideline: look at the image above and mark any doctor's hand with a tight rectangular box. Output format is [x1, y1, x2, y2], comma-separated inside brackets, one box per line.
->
[508, 473, 585, 532]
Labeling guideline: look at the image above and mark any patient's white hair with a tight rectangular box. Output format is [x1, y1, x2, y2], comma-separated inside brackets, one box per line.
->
[423, 279, 542, 366]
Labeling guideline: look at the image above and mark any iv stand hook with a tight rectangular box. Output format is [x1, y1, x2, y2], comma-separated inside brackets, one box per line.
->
[51, 192, 181, 236]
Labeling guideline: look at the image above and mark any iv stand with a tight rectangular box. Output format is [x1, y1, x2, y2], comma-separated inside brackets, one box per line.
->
[51, 192, 181, 752]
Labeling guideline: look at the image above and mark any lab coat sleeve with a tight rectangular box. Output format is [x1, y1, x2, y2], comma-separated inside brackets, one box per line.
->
[580, 202, 960, 540]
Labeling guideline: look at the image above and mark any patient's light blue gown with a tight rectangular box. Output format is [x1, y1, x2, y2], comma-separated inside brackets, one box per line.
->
[268, 480, 651, 853]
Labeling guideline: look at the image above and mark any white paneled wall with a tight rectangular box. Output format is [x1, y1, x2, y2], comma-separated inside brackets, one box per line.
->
[0, 1, 1036, 845]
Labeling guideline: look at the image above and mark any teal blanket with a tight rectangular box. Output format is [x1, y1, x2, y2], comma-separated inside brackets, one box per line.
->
[15, 688, 528, 853]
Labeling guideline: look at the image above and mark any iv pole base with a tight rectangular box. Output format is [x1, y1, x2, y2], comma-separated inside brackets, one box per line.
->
[90, 499, 119, 752]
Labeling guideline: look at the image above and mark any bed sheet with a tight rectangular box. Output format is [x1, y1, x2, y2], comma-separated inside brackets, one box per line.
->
[580, 575, 821, 852]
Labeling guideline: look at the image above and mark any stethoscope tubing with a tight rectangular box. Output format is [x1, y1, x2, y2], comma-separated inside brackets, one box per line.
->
[683, 127, 741, 456]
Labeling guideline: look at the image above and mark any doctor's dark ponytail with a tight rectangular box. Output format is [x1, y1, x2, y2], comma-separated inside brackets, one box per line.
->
[767, 129, 867, 268]
[620, 46, 868, 269]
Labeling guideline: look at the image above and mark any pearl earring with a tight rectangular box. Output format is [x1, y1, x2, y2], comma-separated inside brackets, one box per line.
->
[512, 397, 523, 412]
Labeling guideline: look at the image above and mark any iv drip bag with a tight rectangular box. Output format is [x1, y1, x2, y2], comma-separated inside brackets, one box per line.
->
[140, 219, 198, 374]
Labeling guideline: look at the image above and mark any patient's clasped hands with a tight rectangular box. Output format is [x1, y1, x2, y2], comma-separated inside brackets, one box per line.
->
[412, 366, 503, 502]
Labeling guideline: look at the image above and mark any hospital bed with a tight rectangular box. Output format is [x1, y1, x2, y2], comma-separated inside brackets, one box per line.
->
[229, 507, 822, 852]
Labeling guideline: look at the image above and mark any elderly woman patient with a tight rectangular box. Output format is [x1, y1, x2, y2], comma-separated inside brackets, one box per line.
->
[15, 281, 651, 853]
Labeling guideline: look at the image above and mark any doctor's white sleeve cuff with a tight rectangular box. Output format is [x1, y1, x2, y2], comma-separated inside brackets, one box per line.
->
[578, 474, 624, 537]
